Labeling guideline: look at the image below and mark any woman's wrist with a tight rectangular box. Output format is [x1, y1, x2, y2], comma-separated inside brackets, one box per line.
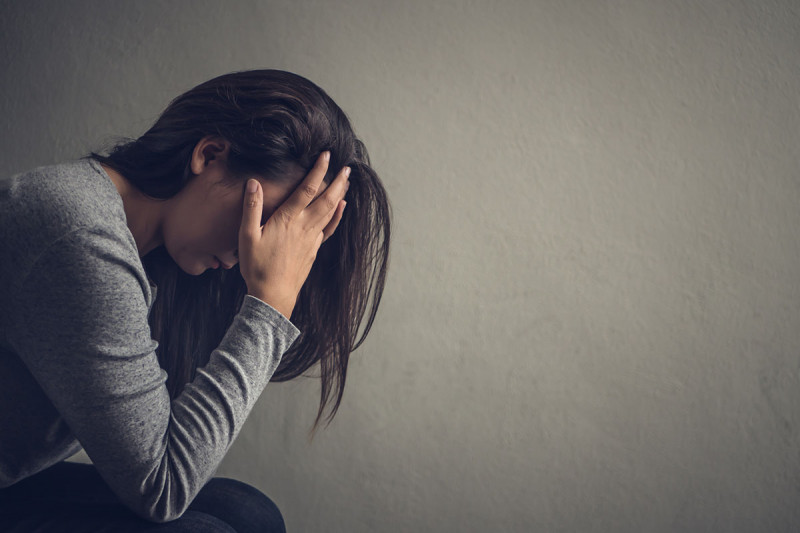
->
[247, 290, 295, 320]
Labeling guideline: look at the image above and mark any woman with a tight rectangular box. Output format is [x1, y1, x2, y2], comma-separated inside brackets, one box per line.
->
[0, 69, 391, 532]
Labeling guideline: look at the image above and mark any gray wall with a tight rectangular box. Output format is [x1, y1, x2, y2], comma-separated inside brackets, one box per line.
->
[3, 1, 799, 531]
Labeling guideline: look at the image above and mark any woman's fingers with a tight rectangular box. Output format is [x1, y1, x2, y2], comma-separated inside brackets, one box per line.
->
[306, 165, 350, 229]
[251, 152, 348, 243]
[322, 200, 347, 243]
[279, 151, 331, 220]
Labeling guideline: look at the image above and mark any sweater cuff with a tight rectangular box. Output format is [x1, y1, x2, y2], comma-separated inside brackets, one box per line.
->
[241, 294, 301, 341]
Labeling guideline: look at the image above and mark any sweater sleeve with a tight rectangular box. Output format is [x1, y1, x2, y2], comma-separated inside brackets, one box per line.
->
[8, 226, 300, 522]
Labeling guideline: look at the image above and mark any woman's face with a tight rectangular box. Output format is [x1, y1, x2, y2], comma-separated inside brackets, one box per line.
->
[162, 161, 327, 276]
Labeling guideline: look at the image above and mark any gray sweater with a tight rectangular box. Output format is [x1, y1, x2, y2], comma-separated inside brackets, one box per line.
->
[0, 158, 300, 521]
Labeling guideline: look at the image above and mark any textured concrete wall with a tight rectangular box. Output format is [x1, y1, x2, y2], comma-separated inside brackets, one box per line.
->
[2, 1, 799, 531]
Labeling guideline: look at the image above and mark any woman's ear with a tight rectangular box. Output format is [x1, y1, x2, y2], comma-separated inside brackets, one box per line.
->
[190, 135, 230, 175]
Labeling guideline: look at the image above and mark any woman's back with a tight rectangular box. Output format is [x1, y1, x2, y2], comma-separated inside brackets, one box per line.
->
[0, 158, 151, 486]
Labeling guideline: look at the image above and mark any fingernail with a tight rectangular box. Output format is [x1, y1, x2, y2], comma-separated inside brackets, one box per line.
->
[344, 166, 351, 178]
[247, 179, 258, 193]
[323, 151, 330, 162]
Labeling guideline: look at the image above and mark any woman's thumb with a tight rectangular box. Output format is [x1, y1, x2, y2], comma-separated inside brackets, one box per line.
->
[241, 179, 263, 236]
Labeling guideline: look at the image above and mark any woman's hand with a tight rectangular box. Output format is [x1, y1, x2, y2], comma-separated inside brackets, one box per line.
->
[238, 151, 349, 319]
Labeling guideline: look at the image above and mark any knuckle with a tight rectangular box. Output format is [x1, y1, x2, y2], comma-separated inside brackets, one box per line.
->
[277, 209, 293, 225]
[323, 196, 337, 211]
[301, 184, 318, 199]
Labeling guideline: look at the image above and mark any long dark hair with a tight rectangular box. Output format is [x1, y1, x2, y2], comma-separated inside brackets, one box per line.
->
[86, 69, 391, 430]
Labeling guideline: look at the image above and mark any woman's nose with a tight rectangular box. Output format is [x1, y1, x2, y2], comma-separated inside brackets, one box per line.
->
[220, 250, 238, 269]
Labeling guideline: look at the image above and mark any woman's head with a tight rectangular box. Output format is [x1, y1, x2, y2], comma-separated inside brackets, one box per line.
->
[146, 134, 332, 276]
[88, 69, 391, 429]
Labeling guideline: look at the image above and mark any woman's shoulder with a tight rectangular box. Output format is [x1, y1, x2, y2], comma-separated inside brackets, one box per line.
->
[1, 158, 135, 288]
[2, 158, 124, 229]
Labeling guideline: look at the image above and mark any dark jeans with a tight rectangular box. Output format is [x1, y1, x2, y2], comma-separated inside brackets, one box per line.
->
[0, 462, 286, 532]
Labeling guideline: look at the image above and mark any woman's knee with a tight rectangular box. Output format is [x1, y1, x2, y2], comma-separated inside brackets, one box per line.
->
[189, 478, 286, 533]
